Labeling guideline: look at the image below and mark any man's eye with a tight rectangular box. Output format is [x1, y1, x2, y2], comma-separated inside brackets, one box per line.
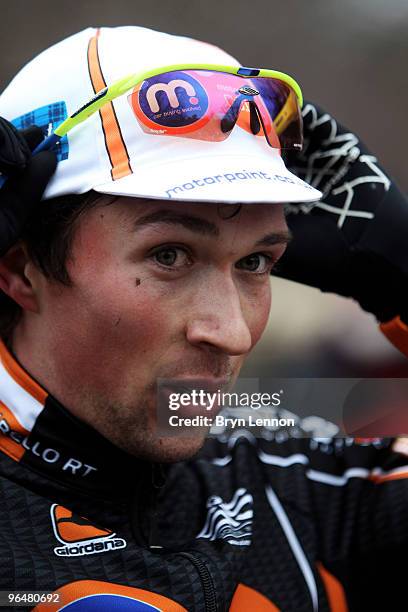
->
[152, 246, 191, 268]
[236, 253, 272, 274]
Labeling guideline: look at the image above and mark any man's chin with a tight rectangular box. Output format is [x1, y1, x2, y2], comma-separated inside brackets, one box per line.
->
[130, 434, 208, 463]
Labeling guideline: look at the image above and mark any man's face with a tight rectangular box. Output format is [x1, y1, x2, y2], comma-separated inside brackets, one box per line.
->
[21, 197, 289, 462]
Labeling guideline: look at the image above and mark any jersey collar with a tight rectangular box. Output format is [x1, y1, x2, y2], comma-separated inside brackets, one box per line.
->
[0, 339, 151, 500]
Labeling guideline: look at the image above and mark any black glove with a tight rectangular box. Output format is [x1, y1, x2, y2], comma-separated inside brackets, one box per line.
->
[0, 117, 57, 256]
[277, 101, 408, 325]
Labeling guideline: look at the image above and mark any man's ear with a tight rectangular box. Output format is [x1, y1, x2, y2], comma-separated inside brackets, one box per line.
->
[0, 243, 39, 313]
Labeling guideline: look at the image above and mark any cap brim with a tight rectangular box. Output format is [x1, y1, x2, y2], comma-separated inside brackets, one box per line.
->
[94, 152, 322, 204]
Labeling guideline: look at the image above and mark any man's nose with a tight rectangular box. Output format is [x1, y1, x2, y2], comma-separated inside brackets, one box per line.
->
[186, 274, 252, 356]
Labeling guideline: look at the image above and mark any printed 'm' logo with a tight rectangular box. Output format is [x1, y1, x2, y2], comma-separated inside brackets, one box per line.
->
[146, 80, 198, 113]
[130, 70, 208, 131]
[50, 504, 126, 557]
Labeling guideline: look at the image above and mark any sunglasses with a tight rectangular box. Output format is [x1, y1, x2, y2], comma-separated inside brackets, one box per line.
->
[35, 64, 304, 154]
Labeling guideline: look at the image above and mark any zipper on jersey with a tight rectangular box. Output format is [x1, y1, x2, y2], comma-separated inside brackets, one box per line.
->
[148, 463, 167, 549]
[130, 467, 219, 609]
[130, 462, 167, 549]
[178, 552, 218, 612]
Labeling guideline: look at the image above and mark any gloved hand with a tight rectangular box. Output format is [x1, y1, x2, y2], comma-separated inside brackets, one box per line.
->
[0, 117, 57, 256]
[277, 101, 408, 355]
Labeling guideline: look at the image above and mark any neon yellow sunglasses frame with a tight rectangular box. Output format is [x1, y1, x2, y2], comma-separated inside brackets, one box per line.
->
[34, 64, 303, 153]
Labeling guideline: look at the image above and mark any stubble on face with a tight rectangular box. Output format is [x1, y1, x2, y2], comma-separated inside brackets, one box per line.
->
[79, 354, 239, 463]
[86, 395, 208, 462]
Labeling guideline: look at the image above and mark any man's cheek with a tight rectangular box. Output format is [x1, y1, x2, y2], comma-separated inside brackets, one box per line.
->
[247, 290, 272, 347]
[103, 288, 171, 347]
[250, 315, 270, 347]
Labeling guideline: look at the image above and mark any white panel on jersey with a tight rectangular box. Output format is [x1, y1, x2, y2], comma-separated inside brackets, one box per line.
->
[0, 361, 43, 431]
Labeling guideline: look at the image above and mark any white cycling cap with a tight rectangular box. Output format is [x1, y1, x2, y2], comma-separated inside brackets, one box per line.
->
[0, 26, 322, 204]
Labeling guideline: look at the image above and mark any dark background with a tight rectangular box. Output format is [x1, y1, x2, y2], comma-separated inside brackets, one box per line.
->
[1, 0, 407, 376]
[2, 0, 407, 190]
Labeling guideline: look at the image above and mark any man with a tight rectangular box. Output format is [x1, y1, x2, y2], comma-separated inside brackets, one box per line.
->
[0, 25, 407, 612]
[0, 118, 56, 257]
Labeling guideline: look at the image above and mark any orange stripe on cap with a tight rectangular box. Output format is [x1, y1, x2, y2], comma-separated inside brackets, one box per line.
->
[87, 29, 132, 181]
[0, 339, 47, 405]
[317, 563, 348, 612]
[380, 316, 408, 358]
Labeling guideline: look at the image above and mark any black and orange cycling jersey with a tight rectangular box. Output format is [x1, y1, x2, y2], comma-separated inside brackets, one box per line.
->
[1, 339, 408, 611]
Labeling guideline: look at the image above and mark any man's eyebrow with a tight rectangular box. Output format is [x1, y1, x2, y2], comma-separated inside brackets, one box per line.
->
[255, 230, 293, 247]
[133, 209, 219, 236]
[133, 209, 292, 245]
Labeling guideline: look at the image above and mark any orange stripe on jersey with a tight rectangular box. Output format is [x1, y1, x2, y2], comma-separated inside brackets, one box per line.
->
[229, 583, 280, 611]
[380, 316, 408, 358]
[32, 579, 188, 612]
[87, 30, 132, 181]
[0, 340, 47, 405]
[317, 563, 348, 612]
[370, 470, 408, 484]
[0, 401, 28, 462]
